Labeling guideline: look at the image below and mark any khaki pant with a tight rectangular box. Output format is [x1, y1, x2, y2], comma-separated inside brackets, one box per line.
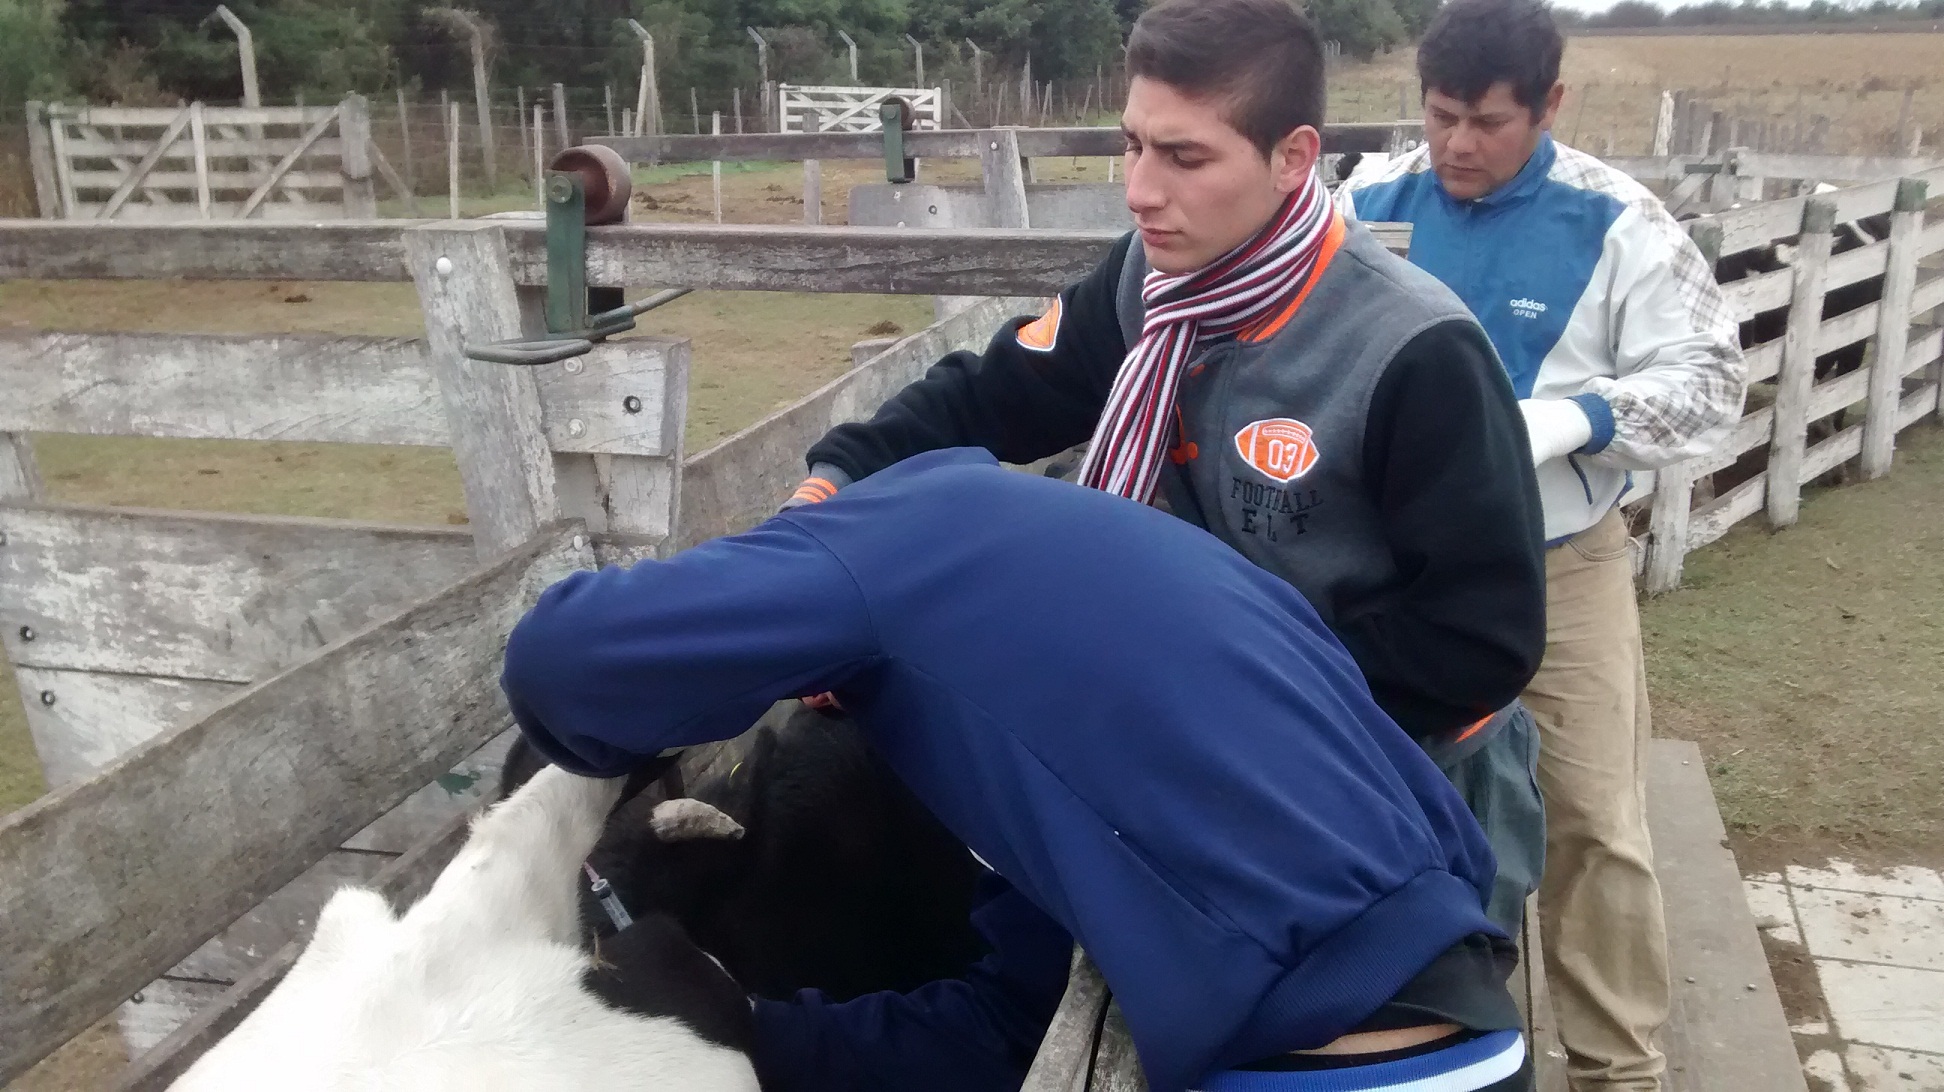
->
[1524, 510, 1670, 1091]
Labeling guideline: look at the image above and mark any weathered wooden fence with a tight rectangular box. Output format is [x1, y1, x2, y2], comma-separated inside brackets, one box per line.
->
[2, 151, 1934, 1084]
[0, 215, 1129, 1085]
[23, 98, 388, 222]
[1611, 145, 1940, 216]
[1652, 88, 1928, 163]
[1630, 165, 1944, 592]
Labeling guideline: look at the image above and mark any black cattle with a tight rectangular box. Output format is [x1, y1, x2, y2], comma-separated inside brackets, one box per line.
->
[500, 703, 987, 1003]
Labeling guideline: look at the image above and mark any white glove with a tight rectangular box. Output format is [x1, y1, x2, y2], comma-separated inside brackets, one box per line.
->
[1518, 398, 1593, 467]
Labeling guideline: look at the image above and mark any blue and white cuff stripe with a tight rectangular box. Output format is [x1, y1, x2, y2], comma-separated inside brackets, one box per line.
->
[1196, 1029, 1526, 1092]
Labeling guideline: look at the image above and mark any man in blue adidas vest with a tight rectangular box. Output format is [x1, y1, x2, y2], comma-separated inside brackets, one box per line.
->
[1337, 3, 1748, 1089]
[504, 448, 1531, 1092]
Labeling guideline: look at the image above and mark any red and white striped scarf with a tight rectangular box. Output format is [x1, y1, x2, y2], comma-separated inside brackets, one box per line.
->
[1077, 173, 1335, 502]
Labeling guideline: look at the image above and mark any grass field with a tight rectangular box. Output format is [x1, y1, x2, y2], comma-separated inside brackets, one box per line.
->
[5, 33, 1944, 1087]
[1333, 32, 1944, 157]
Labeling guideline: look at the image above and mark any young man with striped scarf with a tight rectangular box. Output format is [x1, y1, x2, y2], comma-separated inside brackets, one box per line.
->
[754, 0, 1548, 1088]
[793, 1, 1548, 934]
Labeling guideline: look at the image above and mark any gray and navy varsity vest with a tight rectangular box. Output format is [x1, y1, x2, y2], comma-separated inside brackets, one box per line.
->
[1115, 217, 1483, 629]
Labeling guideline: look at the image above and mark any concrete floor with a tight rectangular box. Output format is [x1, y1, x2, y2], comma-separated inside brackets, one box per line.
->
[1746, 862, 1944, 1091]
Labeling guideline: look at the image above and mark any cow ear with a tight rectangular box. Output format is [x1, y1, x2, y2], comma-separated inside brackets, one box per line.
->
[649, 798, 746, 842]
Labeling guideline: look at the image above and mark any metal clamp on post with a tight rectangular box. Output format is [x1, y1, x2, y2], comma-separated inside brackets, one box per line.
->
[881, 97, 916, 184]
[465, 144, 691, 366]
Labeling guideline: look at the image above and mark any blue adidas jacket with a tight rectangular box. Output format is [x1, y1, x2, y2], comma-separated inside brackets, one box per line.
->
[502, 448, 1501, 1092]
[1341, 135, 1744, 542]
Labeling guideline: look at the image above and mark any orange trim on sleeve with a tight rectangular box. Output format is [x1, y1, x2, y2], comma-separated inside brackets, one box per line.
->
[1449, 712, 1494, 745]
[791, 476, 838, 504]
[1240, 211, 1349, 345]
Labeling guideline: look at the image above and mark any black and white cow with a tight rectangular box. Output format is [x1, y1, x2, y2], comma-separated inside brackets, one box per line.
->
[172, 764, 760, 1092]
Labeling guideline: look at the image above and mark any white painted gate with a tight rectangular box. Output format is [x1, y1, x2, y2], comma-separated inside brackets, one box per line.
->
[778, 84, 942, 134]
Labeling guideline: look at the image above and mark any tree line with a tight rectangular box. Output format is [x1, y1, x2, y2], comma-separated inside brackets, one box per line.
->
[1, 0, 1441, 117]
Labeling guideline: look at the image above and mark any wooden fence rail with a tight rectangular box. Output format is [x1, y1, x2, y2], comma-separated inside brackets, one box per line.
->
[592, 121, 1418, 165]
[0, 220, 1124, 294]
[0, 525, 592, 1083]
[0, 163, 1940, 1080]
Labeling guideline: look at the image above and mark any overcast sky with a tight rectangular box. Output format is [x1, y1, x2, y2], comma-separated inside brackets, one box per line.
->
[1550, 0, 1817, 10]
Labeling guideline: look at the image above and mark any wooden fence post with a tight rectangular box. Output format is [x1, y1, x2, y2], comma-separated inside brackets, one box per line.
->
[1768, 195, 1836, 529]
[339, 94, 377, 218]
[446, 99, 461, 219]
[981, 128, 1031, 230]
[1861, 177, 1928, 478]
[399, 88, 417, 197]
[1645, 217, 1721, 594]
[1, 434, 41, 504]
[1686, 98, 1708, 156]
[804, 159, 823, 225]
[24, 102, 59, 219]
[933, 126, 1031, 322]
[552, 83, 571, 150]
[188, 102, 213, 219]
[406, 223, 560, 555]
[1732, 149, 1763, 205]
[515, 86, 528, 172]
[44, 104, 77, 218]
[712, 112, 723, 224]
[1652, 90, 1674, 158]
[531, 102, 545, 210]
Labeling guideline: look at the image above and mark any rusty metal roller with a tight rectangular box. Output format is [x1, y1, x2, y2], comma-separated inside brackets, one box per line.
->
[548, 144, 633, 225]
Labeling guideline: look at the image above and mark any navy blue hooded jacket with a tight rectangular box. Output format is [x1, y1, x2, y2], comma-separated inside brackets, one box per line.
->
[750, 869, 1075, 1092]
[501, 448, 1501, 1092]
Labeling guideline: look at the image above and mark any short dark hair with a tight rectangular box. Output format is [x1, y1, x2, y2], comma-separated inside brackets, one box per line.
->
[1417, 0, 1565, 120]
[1126, 0, 1327, 158]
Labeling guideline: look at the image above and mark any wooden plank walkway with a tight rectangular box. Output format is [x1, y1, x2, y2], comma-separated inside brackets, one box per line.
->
[1648, 739, 1809, 1092]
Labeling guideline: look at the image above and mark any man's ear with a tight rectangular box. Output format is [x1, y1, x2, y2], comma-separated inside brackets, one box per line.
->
[1539, 82, 1566, 131]
[1273, 125, 1323, 194]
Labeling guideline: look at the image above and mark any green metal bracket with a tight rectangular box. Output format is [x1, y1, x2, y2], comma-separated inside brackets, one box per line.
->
[463, 157, 692, 366]
[882, 99, 915, 184]
[545, 170, 589, 335]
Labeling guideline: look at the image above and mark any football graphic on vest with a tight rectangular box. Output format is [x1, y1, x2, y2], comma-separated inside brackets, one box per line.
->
[1016, 298, 1062, 352]
[1234, 418, 1320, 484]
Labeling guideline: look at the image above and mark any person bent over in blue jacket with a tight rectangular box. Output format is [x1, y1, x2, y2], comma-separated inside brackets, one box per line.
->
[502, 448, 1532, 1092]
[751, 861, 1079, 1092]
